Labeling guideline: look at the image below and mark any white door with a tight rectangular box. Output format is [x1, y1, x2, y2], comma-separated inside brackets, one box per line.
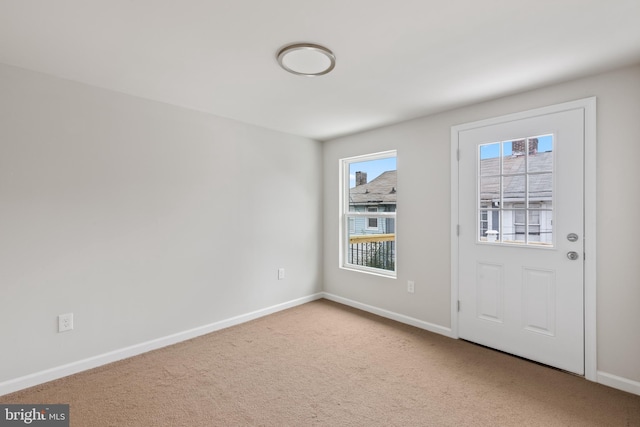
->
[457, 107, 585, 375]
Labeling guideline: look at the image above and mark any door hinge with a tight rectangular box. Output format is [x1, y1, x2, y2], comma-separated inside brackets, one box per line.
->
[456, 224, 460, 236]
[457, 300, 460, 312]
[457, 149, 460, 161]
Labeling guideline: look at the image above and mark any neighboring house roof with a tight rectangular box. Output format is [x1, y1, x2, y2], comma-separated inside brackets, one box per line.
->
[349, 170, 397, 205]
[349, 151, 552, 207]
[480, 151, 553, 203]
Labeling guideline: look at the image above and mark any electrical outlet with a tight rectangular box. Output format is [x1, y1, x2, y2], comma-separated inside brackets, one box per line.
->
[278, 268, 285, 280]
[407, 281, 415, 293]
[58, 313, 74, 332]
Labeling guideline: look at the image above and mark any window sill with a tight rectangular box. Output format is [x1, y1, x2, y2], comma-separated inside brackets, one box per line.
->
[340, 264, 397, 279]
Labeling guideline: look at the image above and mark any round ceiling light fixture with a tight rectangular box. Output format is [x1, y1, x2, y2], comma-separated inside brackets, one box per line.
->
[277, 43, 335, 77]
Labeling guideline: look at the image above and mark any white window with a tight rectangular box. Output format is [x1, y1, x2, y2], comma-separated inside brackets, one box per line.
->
[366, 207, 379, 229]
[340, 151, 397, 276]
[478, 135, 554, 246]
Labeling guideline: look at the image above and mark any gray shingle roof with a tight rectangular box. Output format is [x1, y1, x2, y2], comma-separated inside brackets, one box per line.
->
[480, 151, 553, 203]
[349, 170, 397, 205]
[348, 152, 552, 206]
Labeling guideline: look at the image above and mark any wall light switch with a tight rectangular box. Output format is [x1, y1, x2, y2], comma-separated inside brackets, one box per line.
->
[407, 281, 415, 294]
[278, 268, 285, 280]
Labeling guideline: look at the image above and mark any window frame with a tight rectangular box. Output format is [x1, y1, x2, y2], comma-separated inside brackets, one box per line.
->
[339, 150, 397, 278]
[477, 136, 555, 247]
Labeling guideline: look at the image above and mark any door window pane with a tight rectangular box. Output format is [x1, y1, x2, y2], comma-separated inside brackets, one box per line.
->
[480, 143, 500, 176]
[500, 210, 525, 243]
[528, 173, 552, 207]
[479, 177, 500, 207]
[478, 135, 554, 246]
[479, 209, 499, 241]
[528, 135, 553, 172]
[503, 175, 525, 203]
[502, 140, 526, 174]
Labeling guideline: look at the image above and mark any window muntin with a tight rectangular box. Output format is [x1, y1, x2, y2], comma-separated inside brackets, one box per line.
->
[478, 136, 554, 247]
[341, 151, 397, 276]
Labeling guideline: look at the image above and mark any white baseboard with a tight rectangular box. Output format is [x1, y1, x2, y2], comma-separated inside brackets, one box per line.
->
[322, 292, 454, 338]
[597, 371, 640, 396]
[0, 293, 324, 397]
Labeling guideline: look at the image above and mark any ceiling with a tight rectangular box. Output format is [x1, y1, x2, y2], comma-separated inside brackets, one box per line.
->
[1, 1, 639, 141]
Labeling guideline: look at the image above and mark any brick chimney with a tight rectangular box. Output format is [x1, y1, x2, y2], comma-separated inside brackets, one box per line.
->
[355, 171, 367, 186]
[512, 138, 538, 156]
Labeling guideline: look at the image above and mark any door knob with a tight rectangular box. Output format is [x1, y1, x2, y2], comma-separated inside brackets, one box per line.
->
[567, 251, 579, 260]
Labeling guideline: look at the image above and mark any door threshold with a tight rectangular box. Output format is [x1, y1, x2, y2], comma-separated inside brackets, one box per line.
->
[460, 338, 584, 378]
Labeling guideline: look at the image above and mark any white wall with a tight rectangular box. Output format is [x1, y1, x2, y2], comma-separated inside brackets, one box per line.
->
[323, 64, 640, 385]
[0, 64, 323, 385]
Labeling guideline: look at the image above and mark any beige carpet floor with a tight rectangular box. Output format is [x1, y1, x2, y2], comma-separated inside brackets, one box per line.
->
[3, 299, 640, 426]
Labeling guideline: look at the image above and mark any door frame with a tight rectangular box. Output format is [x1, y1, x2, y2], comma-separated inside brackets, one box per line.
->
[450, 97, 597, 381]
